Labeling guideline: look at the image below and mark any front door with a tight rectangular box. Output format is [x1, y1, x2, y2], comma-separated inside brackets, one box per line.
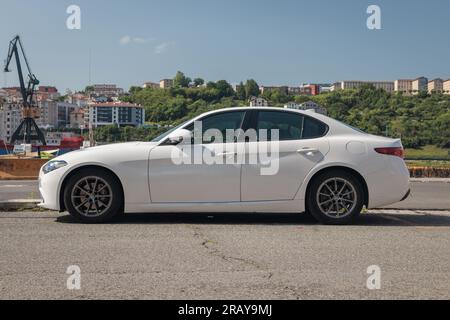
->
[149, 110, 247, 203]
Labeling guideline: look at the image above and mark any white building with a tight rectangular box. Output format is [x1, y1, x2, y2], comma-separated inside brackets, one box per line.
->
[428, 78, 444, 94]
[143, 81, 160, 89]
[92, 84, 124, 97]
[411, 77, 428, 93]
[443, 79, 450, 95]
[35, 101, 79, 129]
[284, 101, 327, 115]
[332, 80, 395, 92]
[394, 79, 413, 95]
[0, 102, 22, 143]
[159, 79, 174, 89]
[86, 102, 145, 128]
[249, 96, 269, 107]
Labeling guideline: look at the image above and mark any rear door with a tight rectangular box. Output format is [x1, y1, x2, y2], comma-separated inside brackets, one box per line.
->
[241, 110, 330, 202]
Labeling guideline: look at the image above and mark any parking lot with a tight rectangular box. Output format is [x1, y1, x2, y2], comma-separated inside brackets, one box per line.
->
[1, 209, 449, 299]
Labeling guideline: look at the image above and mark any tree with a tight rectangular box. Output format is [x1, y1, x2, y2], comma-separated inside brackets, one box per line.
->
[244, 79, 260, 99]
[206, 81, 217, 89]
[173, 71, 191, 88]
[215, 80, 234, 98]
[236, 81, 246, 100]
[84, 85, 94, 93]
[193, 78, 205, 87]
[129, 86, 143, 95]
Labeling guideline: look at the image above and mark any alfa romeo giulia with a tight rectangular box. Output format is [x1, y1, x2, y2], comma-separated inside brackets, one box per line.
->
[39, 107, 410, 224]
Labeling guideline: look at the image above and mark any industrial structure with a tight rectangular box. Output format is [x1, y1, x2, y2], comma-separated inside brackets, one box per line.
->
[3, 35, 46, 145]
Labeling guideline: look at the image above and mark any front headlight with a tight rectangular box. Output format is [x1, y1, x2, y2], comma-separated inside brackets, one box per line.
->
[42, 160, 68, 174]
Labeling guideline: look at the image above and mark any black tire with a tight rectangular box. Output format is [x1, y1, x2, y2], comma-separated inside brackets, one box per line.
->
[64, 168, 124, 223]
[306, 170, 364, 225]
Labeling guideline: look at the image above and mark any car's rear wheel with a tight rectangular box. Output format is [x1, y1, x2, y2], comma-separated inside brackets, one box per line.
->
[64, 168, 123, 223]
[307, 170, 364, 225]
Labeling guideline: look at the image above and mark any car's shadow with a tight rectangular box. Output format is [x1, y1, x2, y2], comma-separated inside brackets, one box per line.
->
[55, 211, 450, 227]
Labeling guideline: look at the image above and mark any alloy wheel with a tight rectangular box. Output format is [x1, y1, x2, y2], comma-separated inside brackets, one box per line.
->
[71, 176, 113, 217]
[316, 177, 357, 218]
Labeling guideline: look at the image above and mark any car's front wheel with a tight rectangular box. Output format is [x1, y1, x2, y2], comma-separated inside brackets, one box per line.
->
[64, 168, 123, 223]
[307, 170, 364, 225]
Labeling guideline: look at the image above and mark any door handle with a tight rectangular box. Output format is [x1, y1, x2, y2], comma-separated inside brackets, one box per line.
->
[297, 148, 319, 155]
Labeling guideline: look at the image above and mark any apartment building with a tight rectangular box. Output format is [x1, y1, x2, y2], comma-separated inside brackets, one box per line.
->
[299, 84, 321, 96]
[284, 101, 327, 115]
[412, 77, 428, 93]
[68, 93, 89, 108]
[0, 102, 22, 143]
[35, 101, 78, 128]
[36, 86, 60, 101]
[287, 87, 301, 95]
[92, 84, 124, 97]
[443, 79, 450, 95]
[394, 79, 413, 95]
[259, 86, 288, 95]
[86, 102, 145, 128]
[332, 81, 395, 92]
[143, 81, 160, 89]
[428, 78, 444, 94]
[159, 79, 174, 89]
[69, 108, 86, 129]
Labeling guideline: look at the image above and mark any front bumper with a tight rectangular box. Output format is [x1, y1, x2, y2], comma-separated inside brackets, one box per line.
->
[38, 167, 65, 211]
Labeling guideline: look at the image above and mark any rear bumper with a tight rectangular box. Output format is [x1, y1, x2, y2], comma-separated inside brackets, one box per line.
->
[365, 157, 410, 208]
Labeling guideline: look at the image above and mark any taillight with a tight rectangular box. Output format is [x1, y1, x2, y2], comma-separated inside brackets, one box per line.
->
[374, 147, 405, 159]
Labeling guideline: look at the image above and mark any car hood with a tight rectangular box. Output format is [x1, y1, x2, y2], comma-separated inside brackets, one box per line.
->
[53, 141, 159, 162]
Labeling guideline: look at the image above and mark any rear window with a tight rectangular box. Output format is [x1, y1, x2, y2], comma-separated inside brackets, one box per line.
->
[302, 116, 328, 139]
[255, 110, 328, 141]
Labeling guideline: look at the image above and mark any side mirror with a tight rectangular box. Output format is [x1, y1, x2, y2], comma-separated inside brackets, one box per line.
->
[166, 129, 192, 145]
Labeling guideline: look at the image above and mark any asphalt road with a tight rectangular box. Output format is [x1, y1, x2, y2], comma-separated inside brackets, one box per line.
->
[0, 210, 449, 299]
[1, 179, 449, 210]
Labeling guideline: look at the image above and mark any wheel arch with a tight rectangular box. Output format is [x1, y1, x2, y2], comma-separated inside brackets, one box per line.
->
[304, 165, 369, 209]
[59, 165, 124, 212]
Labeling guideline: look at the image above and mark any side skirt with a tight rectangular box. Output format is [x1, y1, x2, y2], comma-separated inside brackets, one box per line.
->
[125, 199, 305, 214]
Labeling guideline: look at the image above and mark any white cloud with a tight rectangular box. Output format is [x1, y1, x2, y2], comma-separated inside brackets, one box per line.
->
[154, 41, 174, 54]
[119, 36, 155, 45]
[119, 35, 131, 45]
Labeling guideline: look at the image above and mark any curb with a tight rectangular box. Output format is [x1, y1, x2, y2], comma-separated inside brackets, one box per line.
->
[410, 178, 450, 183]
[0, 199, 42, 210]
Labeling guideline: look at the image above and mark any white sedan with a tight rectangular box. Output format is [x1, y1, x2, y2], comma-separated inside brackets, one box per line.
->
[38, 107, 410, 224]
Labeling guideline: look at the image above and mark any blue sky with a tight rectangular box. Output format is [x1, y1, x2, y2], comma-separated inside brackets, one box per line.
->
[1, 0, 450, 92]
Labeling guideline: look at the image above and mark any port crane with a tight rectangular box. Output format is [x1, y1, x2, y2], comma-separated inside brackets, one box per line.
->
[4, 35, 46, 145]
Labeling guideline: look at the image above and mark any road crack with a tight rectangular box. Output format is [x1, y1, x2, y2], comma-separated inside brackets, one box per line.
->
[190, 226, 273, 280]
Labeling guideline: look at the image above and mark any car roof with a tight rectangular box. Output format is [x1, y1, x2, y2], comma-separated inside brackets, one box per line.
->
[198, 106, 312, 117]
[195, 106, 333, 124]
[191, 106, 365, 137]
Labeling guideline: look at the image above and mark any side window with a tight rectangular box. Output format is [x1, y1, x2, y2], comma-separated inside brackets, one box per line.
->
[256, 111, 303, 141]
[186, 111, 246, 144]
[302, 116, 328, 139]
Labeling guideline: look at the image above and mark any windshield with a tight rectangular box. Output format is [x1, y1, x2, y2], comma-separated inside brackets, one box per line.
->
[151, 120, 191, 142]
